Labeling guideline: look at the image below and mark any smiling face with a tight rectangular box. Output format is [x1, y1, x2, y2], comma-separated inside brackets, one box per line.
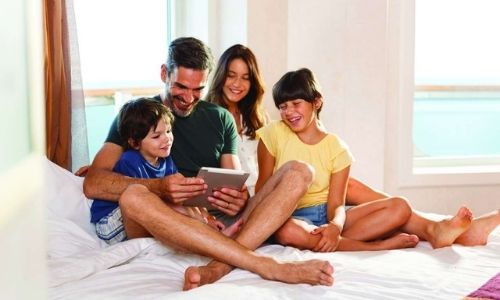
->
[162, 65, 209, 117]
[278, 98, 319, 133]
[133, 118, 174, 166]
[222, 58, 251, 106]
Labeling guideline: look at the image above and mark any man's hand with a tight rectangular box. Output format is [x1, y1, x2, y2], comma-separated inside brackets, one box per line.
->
[311, 223, 342, 252]
[75, 165, 90, 177]
[207, 186, 249, 216]
[161, 173, 207, 204]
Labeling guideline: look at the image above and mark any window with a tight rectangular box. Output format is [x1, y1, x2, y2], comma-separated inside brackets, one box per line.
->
[414, 0, 500, 171]
[74, 0, 171, 161]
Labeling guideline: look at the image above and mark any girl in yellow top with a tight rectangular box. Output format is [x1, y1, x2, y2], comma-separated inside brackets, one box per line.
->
[256, 68, 420, 252]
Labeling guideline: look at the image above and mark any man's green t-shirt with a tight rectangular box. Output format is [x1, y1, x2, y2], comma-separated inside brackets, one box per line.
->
[105, 96, 238, 177]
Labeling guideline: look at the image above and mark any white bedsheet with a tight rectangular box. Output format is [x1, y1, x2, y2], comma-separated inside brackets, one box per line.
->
[45, 158, 500, 300]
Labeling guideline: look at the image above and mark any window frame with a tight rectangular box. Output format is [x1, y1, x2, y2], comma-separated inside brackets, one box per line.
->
[389, 0, 500, 188]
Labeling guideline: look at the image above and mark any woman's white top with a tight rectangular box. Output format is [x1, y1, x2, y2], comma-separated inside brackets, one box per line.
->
[238, 134, 259, 196]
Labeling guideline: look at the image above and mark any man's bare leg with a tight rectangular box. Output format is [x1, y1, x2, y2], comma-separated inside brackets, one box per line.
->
[183, 161, 334, 290]
[455, 209, 500, 246]
[120, 181, 333, 289]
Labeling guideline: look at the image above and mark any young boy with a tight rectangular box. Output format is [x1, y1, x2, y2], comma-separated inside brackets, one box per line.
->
[90, 98, 235, 244]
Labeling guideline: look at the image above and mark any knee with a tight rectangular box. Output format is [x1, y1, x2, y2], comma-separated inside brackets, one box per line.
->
[347, 177, 362, 192]
[282, 160, 314, 190]
[388, 196, 412, 223]
[119, 184, 150, 217]
[274, 220, 304, 246]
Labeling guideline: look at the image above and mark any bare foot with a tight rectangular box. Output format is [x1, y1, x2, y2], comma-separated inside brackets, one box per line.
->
[455, 209, 500, 246]
[427, 206, 473, 248]
[376, 233, 419, 250]
[183, 262, 232, 291]
[221, 218, 243, 238]
[265, 259, 334, 286]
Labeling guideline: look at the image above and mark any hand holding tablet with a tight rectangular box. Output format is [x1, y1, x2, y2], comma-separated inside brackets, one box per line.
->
[183, 167, 250, 207]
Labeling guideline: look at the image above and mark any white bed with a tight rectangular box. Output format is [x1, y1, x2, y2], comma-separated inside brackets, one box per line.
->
[45, 158, 500, 300]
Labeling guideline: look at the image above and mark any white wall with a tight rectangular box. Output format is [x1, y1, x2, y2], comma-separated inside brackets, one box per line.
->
[209, 0, 500, 215]
[0, 0, 46, 298]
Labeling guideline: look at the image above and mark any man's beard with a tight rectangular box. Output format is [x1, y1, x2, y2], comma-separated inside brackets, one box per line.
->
[165, 94, 195, 117]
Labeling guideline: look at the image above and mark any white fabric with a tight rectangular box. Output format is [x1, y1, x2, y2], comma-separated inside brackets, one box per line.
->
[44, 157, 94, 237]
[66, 0, 89, 172]
[45, 157, 500, 300]
[237, 134, 258, 196]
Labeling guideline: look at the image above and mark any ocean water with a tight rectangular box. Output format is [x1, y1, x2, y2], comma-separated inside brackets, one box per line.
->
[85, 104, 116, 161]
[414, 97, 500, 157]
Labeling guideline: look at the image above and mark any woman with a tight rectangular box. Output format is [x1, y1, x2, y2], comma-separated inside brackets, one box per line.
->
[206, 44, 268, 195]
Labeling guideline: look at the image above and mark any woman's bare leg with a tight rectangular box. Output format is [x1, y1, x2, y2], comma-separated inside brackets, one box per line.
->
[401, 207, 472, 248]
[455, 209, 500, 246]
[346, 177, 473, 248]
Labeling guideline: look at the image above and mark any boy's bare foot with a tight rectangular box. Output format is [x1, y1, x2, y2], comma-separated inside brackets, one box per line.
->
[183, 258, 334, 291]
[376, 233, 419, 250]
[455, 209, 500, 246]
[427, 206, 473, 248]
[221, 218, 243, 238]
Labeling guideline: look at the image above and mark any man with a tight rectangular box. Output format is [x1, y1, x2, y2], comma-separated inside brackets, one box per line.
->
[83, 37, 333, 289]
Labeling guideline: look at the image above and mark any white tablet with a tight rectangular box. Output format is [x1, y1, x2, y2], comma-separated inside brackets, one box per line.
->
[183, 167, 250, 207]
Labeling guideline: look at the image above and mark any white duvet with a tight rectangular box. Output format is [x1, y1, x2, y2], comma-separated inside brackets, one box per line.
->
[45, 158, 500, 300]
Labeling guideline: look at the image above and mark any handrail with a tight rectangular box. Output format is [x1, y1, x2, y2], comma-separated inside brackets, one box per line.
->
[83, 87, 162, 97]
[415, 85, 500, 92]
[84, 85, 500, 96]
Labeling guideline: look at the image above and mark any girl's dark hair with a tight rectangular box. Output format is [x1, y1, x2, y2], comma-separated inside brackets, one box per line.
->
[206, 44, 266, 139]
[118, 98, 174, 150]
[272, 68, 323, 118]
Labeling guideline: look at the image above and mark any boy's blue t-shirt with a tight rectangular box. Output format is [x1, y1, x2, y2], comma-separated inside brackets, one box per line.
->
[90, 150, 177, 223]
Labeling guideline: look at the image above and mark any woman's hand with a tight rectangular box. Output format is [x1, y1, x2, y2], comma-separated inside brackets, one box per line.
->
[311, 223, 342, 252]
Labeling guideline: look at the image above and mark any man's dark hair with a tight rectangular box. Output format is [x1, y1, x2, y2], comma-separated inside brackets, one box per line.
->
[166, 37, 214, 75]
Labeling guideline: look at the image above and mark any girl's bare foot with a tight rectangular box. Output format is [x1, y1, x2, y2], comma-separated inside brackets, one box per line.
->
[376, 233, 419, 250]
[183, 258, 334, 291]
[455, 209, 500, 246]
[427, 206, 473, 248]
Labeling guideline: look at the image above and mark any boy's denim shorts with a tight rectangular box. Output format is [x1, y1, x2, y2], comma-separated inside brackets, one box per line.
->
[292, 203, 327, 226]
[95, 207, 127, 245]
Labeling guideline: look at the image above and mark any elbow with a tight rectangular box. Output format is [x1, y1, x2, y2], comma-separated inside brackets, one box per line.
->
[82, 169, 98, 199]
[82, 176, 93, 199]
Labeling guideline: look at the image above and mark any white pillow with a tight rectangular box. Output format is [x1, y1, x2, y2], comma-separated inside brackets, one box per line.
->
[43, 157, 95, 237]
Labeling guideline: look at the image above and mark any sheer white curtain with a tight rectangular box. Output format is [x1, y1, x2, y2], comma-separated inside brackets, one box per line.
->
[66, 0, 89, 171]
